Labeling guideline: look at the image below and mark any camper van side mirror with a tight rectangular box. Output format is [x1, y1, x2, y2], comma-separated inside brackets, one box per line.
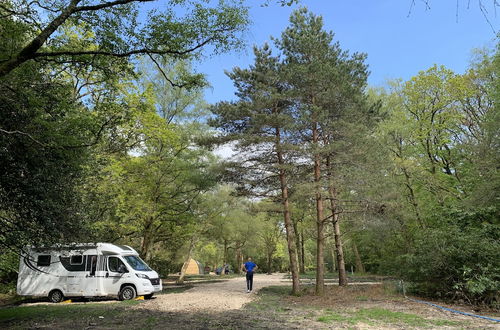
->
[118, 264, 128, 273]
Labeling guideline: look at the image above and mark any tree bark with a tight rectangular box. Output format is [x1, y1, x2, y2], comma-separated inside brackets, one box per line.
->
[177, 237, 196, 284]
[333, 212, 347, 286]
[140, 219, 154, 261]
[293, 220, 304, 274]
[0, 0, 82, 77]
[267, 251, 273, 274]
[235, 245, 242, 274]
[140, 235, 151, 261]
[330, 244, 337, 272]
[323, 150, 347, 286]
[352, 240, 365, 273]
[300, 229, 306, 274]
[312, 119, 325, 295]
[222, 239, 229, 276]
[275, 126, 300, 295]
[328, 185, 348, 286]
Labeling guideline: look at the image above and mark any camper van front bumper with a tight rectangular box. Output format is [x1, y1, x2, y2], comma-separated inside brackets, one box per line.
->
[137, 281, 155, 295]
[136, 279, 162, 295]
[150, 278, 162, 292]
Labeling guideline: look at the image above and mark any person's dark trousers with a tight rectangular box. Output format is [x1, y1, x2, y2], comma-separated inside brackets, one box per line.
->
[246, 271, 254, 291]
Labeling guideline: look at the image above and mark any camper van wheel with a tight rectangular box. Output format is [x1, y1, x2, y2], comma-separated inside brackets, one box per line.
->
[118, 285, 136, 301]
[48, 290, 64, 303]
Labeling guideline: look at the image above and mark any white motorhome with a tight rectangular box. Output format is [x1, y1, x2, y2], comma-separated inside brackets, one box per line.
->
[17, 243, 162, 303]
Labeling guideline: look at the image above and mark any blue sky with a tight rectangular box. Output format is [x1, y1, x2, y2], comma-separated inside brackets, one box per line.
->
[199, 0, 498, 104]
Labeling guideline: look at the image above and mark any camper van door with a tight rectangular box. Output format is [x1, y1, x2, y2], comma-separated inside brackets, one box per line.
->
[82, 255, 99, 296]
[102, 256, 128, 295]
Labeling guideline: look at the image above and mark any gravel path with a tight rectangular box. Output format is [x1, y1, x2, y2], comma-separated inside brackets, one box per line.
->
[139, 273, 287, 312]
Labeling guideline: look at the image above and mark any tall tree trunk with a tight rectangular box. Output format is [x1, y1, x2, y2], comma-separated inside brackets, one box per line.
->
[352, 240, 365, 273]
[324, 152, 347, 287]
[293, 220, 304, 274]
[328, 185, 348, 286]
[300, 229, 306, 274]
[140, 219, 154, 261]
[330, 244, 337, 272]
[275, 126, 300, 295]
[140, 235, 151, 261]
[401, 166, 426, 229]
[395, 139, 426, 229]
[177, 237, 196, 284]
[235, 245, 242, 274]
[312, 119, 325, 295]
[222, 239, 229, 276]
[332, 212, 347, 286]
[267, 251, 273, 274]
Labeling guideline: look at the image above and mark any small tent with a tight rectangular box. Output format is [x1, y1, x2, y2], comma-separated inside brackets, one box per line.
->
[182, 258, 204, 275]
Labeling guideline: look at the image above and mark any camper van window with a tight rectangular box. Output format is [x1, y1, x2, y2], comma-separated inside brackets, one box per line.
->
[70, 255, 83, 265]
[123, 255, 152, 271]
[108, 257, 127, 273]
[37, 255, 51, 266]
[59, 256, 86, 271]
[86, 255, 97, 276]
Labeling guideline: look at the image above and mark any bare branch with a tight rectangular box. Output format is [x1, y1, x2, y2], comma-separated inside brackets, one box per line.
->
[0, 128, 47, 147]
[73, 0, 156, 13]
[33, 34, 217, 59]
[146, 53, 192, 89]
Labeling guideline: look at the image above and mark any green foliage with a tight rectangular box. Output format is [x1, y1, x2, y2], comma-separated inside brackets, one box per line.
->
[0, 0, 251, 289]
[355, 40, 499, 306]
[0, 0, 249, 77]
[398, 223, 499, 305]
[0, 61, 96, 249]
[148, 255, 183, 278]
[0, 251, 18, 294]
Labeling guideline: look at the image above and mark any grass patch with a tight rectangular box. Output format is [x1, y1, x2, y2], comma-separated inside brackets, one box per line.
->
[144, 315, 157, 330]
[317, 312, 351, 323]
[0, 302, 127, 323]
[245, 286, 290, 313]
[316, 308, 462, 327]
[120, 299, 143, 305]
[356, 308, 427, 326]
[259, 286, 293, 295]
[250, 284, 464, 328]
[0, 293, 26, 307]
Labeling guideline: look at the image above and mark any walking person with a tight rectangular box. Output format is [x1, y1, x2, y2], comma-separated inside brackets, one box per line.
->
[242, 257, 258, 293]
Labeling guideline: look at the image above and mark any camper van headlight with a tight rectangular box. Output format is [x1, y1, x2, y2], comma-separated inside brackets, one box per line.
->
[135, 273, 150, 279]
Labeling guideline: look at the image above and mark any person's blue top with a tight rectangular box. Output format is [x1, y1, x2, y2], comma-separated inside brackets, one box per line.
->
[244, 261, 256, 272]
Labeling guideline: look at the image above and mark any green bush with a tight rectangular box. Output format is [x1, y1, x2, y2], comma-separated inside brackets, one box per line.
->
[0, 251, 19, 294]
[147, 256, 182, 278]
[397, 223, 499, 306]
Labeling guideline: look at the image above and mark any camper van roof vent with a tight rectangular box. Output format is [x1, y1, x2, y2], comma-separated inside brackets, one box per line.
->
[117, 245, 132, 251]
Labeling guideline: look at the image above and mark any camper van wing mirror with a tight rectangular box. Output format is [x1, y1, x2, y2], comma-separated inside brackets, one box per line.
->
[118, 264, 128, 273]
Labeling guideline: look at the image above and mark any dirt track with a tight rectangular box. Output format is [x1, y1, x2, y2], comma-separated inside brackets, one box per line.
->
[134, 274, 500, 329]
[138, 273, 286, 312]
[4, 274, 500, 329]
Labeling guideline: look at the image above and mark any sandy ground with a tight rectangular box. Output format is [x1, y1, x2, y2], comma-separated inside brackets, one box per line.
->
[138, 273, 287, 312]
[5, 274, 500, 329]
[135, 274, 500, 329]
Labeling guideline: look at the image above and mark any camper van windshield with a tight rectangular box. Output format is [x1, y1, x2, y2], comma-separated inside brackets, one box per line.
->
[123, 255, 151, 271]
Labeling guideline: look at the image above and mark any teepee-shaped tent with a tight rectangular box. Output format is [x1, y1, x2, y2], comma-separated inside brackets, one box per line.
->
[182, 258, 204, 275]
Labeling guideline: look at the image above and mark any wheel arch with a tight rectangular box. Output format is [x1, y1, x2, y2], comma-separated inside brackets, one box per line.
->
[119, 283, 137, 293]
